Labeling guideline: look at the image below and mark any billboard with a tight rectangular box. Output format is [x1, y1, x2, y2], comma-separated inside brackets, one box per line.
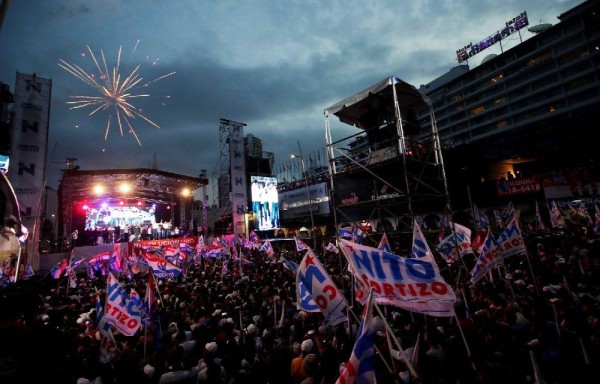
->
[251, 176, 280, 230]
[279, 182, 330, 220]
[497, 175, 541, 196]
[228, 121, 247, 235]
[8, 73, 52, 268]
[456, 11, 529, 63]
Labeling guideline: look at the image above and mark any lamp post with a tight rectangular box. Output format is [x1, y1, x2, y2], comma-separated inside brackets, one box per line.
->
[291, 140, 317, 249]
[181, 187, 191, 235]
[51, 214, 57, 246]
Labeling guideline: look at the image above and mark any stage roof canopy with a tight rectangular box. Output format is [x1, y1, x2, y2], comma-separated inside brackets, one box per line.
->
[59, 168, 208, 205]
[324, 76, 431, 128]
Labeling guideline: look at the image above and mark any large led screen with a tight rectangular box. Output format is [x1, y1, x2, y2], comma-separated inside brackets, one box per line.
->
[251, 176, 280, 230]
[85, 205, 156, 230]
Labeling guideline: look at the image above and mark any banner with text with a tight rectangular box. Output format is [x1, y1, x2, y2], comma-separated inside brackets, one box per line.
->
[339, 238, 456, 317]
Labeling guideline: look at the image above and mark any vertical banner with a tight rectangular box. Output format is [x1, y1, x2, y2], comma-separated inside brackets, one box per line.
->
[8, 73, 52, 269]
[229, 122, 247, 235]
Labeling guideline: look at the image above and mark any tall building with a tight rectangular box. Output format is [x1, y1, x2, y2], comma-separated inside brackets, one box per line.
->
[245, 133, 263, 157]
[418, 0, 600, 209]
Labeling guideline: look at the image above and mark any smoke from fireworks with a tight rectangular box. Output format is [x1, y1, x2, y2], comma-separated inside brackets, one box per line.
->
[59, 43, 175, 146]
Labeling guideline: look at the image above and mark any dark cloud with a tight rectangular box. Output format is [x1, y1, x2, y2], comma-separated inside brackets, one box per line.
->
[1, 0, 582, 198]
[44, 4, 92, 19]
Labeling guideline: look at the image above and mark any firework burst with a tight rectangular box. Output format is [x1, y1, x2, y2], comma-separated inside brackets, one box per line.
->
[59, 43, 175, 146]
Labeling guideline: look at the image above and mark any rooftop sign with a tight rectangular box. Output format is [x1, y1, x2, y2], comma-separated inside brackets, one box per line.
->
[456, 11, 529, 63]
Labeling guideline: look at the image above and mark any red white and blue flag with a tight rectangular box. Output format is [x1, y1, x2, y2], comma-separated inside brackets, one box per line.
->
[437, 213, 449, 243]
[501, 201, 517, 222]
[105, 273, 142, 336]
[282, 256, 318, 313]
[69, 252, 85, 270]
[163, 245, 180, 264]
[95, 289, 117, 363]
[296, 249, 347, 324]
[352, 227, 367, 244]
[493, 209, 504, 229]
[50, 259, 69, 279]
[249, 230, 261, 244]
[129, 287, 150, 327]
[436, 222, 473, 264]
[377, 233, 392, 253]
[338, 227, 354, 239]
[143, 253, 182, 279]
[87, 251, 111, 266]
[281, 257, 299, 274]
[473, 204, 490, 230]
[470, 230, 502, 285]
[323, 241, 339, 254]
[144, 272, 156, 325]
[336, 290, 376, 384]
[496, 218, 527, 260]
[261, 239, 274, 255]
[294, 236, 309, 252]
[535, 201, 546, 231]
[550, 201, 565, 229]
[24, 262, 35, 279]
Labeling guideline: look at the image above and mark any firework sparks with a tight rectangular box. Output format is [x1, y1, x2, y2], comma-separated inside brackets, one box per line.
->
[59, 44, 175, 146]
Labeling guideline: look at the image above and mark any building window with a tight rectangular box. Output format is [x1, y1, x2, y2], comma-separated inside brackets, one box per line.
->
[566, 77, 587, 90]
[559, 49, 590, 64]
[450, 93, 462, 101]
[489, 74, 503, 84]
[528, 52, 553, 66]
[494, 97, 505, 105]
[496, 120, 508, 129]
[471, 105, 485, 115]
[548, 104, 559, 113]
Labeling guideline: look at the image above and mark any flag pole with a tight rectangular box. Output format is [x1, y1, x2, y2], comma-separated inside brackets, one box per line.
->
[501, 262, 517, 300]
[66, 252, 73, 296]
[579, 337, 591, 366]
[152, 273, 164, 308]
[524, 250, 540, 295]
[460, 287, 472, 318]
[529, 350, 545, 384]
[348, 309, 395, 377]
[13, 246, 23, 283]
[373, 302, 418, 378]
[273, 297, 277, 328]
[278, 299, 285, 328]
[453, 312, 477, 372]
[143, 326, 148, 360]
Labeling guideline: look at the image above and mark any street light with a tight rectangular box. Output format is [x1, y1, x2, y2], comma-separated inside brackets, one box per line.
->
[181, 187, 192, 233]
[291, 140, 317, 249]
[51, 214, 57, 239]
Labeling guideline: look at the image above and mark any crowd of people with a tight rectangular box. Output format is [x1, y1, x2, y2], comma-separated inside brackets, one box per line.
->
[1, 222, 599, 384]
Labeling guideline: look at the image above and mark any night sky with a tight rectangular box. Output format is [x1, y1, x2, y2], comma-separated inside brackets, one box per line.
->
[0, 0, 582, 201]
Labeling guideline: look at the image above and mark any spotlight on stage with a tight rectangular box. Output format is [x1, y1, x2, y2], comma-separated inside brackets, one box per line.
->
[93, 184, 105, 195]
[119, 182, 131, 194]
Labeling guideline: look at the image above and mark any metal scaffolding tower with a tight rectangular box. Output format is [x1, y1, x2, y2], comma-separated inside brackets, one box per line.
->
[212, 118, 247, 234]
[324, 76, 450, 236]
